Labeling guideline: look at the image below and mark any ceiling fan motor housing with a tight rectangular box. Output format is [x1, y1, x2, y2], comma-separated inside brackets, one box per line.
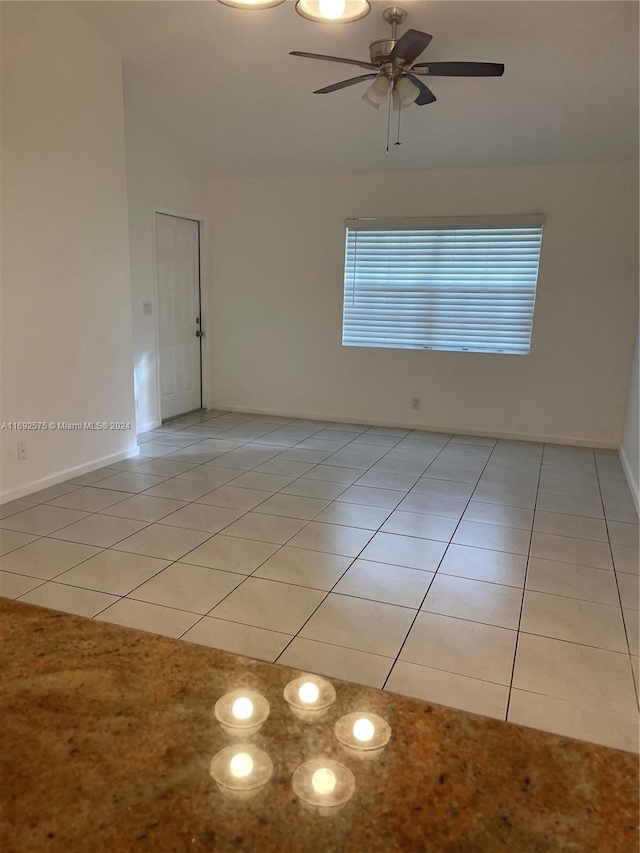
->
[369, 39, 398, 68]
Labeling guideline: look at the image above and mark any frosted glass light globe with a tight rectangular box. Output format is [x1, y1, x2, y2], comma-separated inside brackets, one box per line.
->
[396, 75, 420, 107]
[211, 745, 273, 792]
[231, 697, 254, 720]
[367, 75, 390, 105]
[352, 717, 375, 742]
[298, 681, 320, 704]
[229, 752, 254, 779]
[319, 0, 345, 18]
[311, 767, 336, 795]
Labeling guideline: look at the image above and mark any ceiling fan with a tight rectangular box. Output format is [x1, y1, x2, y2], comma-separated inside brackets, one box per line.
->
[290, 5, 504, 149]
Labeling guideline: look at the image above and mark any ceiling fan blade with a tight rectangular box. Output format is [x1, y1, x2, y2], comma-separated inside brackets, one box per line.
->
[411, 62, 505, 77]
[405, 73, 437, 106]
[389, 29, 432, 65]
[314, 74, 377, 95]
[290, 51, 377, 71]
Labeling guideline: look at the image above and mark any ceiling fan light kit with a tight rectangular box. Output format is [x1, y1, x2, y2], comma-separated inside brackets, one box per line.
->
[217, 0, 285, 9]
[295, 0, 371, 24]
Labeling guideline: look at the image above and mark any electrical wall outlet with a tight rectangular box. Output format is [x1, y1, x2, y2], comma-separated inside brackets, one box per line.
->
[143, 301, 153, 316]
[411, 397, 421, 411]
[17, 441, 27, 461]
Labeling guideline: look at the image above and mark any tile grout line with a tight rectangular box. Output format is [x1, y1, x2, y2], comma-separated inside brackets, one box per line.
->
[503, 442, 544, 720]
[593, 453, 639, 708]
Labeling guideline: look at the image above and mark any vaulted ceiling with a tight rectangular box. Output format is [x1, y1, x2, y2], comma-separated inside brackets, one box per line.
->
[75, 0, 639, 177]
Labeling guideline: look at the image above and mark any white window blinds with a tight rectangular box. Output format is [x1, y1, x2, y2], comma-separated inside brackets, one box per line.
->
[342, 215, 544, 355]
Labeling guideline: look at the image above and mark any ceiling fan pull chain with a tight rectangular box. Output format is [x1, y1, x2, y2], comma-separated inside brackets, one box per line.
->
[385, 80, 392, 154]
[395, 89, 402, 146]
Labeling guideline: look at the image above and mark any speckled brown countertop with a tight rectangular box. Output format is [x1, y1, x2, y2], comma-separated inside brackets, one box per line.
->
[0, 599, 638, 853]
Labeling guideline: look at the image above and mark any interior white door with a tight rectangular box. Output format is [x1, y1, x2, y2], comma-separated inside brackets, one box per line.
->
[155, 213, 202, 420]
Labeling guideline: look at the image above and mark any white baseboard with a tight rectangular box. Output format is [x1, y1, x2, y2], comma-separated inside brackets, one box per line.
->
[0, 445, 141, 504]
[619, 445, 640, 515]
[209, 403, 618, 450]
[136, 419, 162, 435]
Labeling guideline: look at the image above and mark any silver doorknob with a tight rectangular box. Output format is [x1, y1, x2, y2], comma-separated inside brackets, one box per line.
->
[196, 330, 204, 338]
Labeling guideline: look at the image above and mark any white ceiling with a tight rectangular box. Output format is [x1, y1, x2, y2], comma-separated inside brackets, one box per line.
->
[75, 0, 639, 177]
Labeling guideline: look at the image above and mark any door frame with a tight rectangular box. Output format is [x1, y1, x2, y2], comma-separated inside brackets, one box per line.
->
[151, 205, 211, 423]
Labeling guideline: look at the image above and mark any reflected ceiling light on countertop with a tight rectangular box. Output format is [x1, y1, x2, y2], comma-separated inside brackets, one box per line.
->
[334, 712, 392, 760]
[295, 0, 371, 24]
[213, 688, 270, 734]
[283, 674, 336, 712]
[210, 744, 274, 794]
[217, 0, 285, 9]
[292, 758, 356, 810]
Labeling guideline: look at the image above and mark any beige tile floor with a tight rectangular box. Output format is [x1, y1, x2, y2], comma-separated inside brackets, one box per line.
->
[1, 409, 638, 753]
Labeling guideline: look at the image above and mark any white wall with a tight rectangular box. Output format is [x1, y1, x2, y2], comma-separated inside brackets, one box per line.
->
[124, 107, 210, 433]
[208, 162, 638, 446]
[621, 331, 639, 508]
[0, 3, 136, 501]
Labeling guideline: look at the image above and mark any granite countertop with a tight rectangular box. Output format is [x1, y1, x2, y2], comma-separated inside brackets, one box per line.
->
[0, 599, 637, 853]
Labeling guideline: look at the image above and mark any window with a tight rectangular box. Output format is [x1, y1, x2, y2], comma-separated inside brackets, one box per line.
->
[342, 215, 544, 355]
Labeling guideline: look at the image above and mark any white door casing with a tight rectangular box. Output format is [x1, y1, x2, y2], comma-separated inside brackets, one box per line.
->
[155, 213, 202, 420]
